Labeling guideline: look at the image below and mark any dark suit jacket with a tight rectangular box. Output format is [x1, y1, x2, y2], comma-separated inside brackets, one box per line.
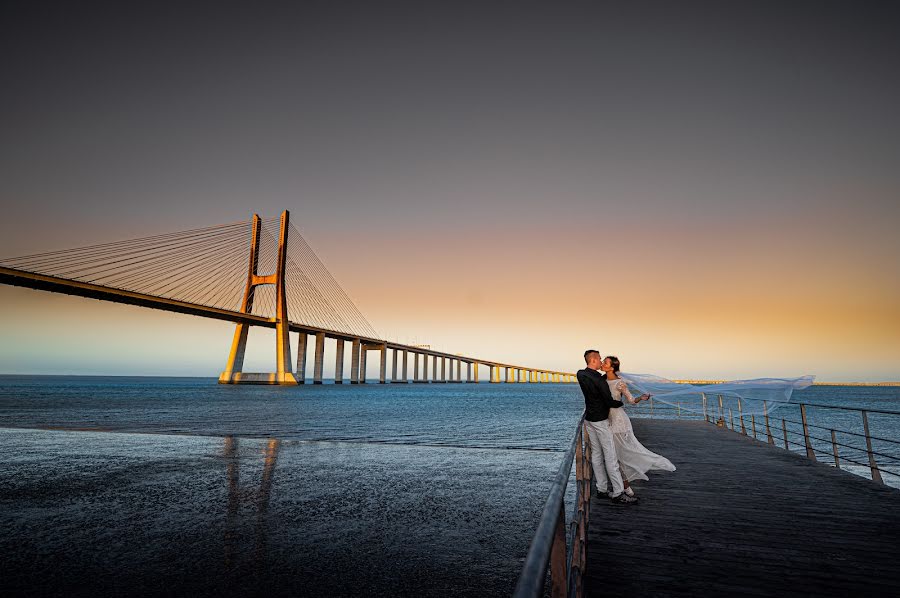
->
[576, 367, 624, 422]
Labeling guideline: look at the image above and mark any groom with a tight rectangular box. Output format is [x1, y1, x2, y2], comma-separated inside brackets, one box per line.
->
[576, 349, 637, 505]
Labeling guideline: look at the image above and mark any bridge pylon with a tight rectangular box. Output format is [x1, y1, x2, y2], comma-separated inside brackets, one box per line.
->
[219, 211, 298, 385]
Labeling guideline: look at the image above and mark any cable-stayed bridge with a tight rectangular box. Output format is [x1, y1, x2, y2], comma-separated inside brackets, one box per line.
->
[0, 211, 575, 385]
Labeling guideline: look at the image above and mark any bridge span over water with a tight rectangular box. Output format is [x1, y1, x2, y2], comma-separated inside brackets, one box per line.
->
[1, 210, 573, 385]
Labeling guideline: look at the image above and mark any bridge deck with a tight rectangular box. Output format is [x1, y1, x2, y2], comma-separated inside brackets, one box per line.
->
[585, 419, 900, 597]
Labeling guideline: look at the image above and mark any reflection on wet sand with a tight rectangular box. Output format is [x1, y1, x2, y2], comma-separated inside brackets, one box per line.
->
[223, 436, 281, 571]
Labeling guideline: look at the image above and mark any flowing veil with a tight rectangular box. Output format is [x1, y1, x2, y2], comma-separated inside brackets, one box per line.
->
[617, 373, 815, 416]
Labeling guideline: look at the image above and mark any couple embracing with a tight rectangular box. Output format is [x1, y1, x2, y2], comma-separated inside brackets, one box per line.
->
[576, 349, 675, 505]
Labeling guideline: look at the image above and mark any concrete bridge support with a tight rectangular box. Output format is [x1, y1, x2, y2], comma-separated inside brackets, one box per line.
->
[359, 346, 368, 384]
[402, 350, 408, 382]
[296, 332, 308, 383]
[313, 333, 325, 384]
[334, 339, 344, 383]
[391, 349, 399, 382]
[379, 345, 387, 384]
[350, 339, 361, 384]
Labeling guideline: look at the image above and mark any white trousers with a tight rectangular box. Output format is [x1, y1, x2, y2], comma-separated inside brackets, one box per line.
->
[585, 418, 624, 497]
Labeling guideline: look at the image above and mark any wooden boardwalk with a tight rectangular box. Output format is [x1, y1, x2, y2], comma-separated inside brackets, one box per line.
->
[585, 419, 900, 597]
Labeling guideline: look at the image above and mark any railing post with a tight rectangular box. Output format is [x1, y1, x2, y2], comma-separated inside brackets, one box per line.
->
[862, 410, 884, 485]
[782, 418, 788, 449]
[764, 401, 774, 444]
[584, 421, 593, 486]
[650, 396, 654, 418]
[800, 404, 816, 462]
[550, 502, 567, 598]
[702, 393, 708, 423]
[729, 408, 734, 431]
[831, 430, 840, 469]
[717, 394, 725, 427]
[738, 398, 746, 435]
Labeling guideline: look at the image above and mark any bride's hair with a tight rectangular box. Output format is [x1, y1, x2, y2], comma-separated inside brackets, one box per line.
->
[606, 356, 621, 372]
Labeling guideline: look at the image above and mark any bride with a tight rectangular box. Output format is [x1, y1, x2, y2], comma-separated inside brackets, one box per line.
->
[600, 355, 676, 497]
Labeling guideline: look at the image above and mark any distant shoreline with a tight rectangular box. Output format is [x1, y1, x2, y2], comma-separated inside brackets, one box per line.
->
[674, 380, 900, 387]
[0, 374, 897, 386]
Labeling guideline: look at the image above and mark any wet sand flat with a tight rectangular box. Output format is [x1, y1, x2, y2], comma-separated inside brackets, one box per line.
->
[0, 428, 558, 597]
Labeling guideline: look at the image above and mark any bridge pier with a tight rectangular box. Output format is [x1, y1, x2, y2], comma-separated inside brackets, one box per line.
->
[350, 339, 361, 384]
[401, 350, 408, 382]
[455, 359, 461, 383]
[334, 339, 344, 383]
[391, 348, 399, 383]
[439, 357, 446, 383]
[379, 344, 387, 384]
[413, 352, 421, 382]
[295, 333, 308, 383]
[359, 345, 368, 384]
[313, 333, 325, 384]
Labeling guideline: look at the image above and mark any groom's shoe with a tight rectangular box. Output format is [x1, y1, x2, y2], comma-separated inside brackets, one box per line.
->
[610, 493, 638, 505]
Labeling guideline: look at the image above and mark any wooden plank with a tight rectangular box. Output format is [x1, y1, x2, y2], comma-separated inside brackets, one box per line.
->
[584, 420, 900, 597]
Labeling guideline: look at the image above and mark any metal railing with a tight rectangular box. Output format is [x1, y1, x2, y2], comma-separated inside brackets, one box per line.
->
[513, 414, 593, 598]
[514, 394, 899, 597]
[699, 394, 900, 484]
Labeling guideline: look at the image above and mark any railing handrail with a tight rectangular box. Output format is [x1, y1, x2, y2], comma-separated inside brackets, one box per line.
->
[630, 395, 900, 418]
[701, 394, 900, 417]
[513, 412, 585, 598]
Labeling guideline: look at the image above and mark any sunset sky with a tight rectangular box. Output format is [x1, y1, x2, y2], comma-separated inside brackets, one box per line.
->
[1, 2, 898, 381]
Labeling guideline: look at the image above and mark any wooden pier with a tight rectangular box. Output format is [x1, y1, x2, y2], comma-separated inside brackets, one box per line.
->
[584, 419, 900, 596]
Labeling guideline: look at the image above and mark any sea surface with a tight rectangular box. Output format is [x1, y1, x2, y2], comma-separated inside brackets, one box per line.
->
[1, 376, 898, 596]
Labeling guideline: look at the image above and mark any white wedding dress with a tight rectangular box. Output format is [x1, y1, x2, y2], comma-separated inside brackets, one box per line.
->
[607, 378, 676, 481]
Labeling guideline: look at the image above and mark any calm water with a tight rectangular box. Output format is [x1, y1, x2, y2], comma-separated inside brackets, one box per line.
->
[0, 376, 897, 473]
[0, 377, 898, 595]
